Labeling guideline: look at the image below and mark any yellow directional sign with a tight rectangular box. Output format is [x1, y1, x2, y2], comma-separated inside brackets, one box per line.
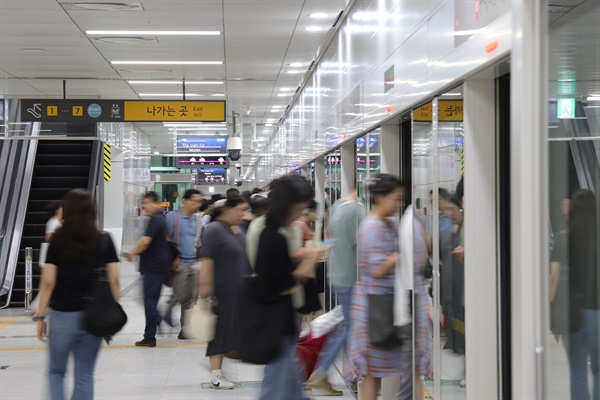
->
[124, 101, 226, 122]
[103, 143, 111, 182]
[413, 100, 464, 122]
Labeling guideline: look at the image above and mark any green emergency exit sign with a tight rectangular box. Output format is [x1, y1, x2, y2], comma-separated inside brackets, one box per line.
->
[557, 98, 575, 119]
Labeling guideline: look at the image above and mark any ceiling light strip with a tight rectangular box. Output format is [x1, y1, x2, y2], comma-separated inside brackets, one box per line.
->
[87, 30, 221, 35]
[128, 80, 224, 84]
[112, 61, 222, 65]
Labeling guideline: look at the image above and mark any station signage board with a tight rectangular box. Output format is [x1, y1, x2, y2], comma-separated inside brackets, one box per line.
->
[196, 168, 228, 184]
[176, 136, 227, 155]
[20, 99, 226, 123]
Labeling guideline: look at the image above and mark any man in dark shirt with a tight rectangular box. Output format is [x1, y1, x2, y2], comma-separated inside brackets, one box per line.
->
[124, 192, 170, 347]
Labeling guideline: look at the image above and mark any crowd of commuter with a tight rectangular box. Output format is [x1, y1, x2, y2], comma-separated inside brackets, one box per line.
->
[32, 172, 485, 400]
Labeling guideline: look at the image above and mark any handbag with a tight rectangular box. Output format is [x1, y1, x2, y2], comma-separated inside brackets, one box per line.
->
[182, 298, 217, 342]
[82, 267, 127, 341]
[368, 293, 402, 349]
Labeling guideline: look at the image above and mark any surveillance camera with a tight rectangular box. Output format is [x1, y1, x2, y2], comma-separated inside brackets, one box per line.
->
[227, 137, 242, 161]
[234, 179, 242, 188]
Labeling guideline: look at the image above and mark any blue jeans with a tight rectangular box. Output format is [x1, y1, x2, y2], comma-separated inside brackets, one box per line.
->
[260, 335, 310, 400]
[564, 309, 600, 400]
[48, 310, 102, 400]
[143, 271, 167, 340]
[312, 286, 353, 378]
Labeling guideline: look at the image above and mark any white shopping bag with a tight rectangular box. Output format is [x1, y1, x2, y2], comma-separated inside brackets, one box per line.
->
[310, 306, 344, 338]
[182, 298, 217, 342]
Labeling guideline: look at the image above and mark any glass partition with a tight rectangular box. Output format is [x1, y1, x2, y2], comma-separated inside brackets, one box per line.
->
[412, 89, 465, 399]
[546, 2, 600, 398]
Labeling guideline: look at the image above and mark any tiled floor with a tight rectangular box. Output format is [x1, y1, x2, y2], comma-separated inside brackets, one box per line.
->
[0, 262, 354, 400]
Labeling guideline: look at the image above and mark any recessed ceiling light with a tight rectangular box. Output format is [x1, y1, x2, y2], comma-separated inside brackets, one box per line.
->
[153, 151, 160, 154]
[305, 26, 323, 32]
[113, 61, 222, 65]
[21, 48, 46, 52]
[94, 37, 157, 44]
[277, 93, 292, 97]
[271, 105, 284, 109]
[441, 93, 462, 96]
[279, 87, 292, 91]
[210, 94, 225, 97]
[87, 30, 221, 35]
[289, 63, 304, 67]
[128, 80, 224, 84]
[265, 123, 273, 126]
[587, 96, 600, 101]
[309, 13, 328, 19]
[63, 2, 144, 11]
[287, 70, 302, 74]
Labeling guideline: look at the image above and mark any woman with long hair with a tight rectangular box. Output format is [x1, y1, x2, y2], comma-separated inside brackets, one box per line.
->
[197, 196, 250, 390]
[254, 175, 321, 400]
[35, 189, 120, 400]
[564, 189, 599, 400]
[347, 174, 406, 400]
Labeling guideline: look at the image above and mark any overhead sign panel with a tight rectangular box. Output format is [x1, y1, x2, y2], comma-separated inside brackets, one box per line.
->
[20, 99, 226, 122]
[196, 168, 228, 184]
[124, 101, 225, 122]
[177, 155, 229, 168]
[176, 136, 227, 155]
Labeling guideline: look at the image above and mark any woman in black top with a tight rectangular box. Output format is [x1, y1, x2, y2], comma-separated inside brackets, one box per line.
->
[255, 175, 322, 400]
[563, 189, 600, 400]
[35, 189, 120, 400]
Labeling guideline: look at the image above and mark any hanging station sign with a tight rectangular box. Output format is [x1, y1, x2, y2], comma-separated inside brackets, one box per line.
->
[20, 99, 226, 123]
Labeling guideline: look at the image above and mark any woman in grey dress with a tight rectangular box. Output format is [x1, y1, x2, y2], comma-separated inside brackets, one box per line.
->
[198, 196, 250, 390]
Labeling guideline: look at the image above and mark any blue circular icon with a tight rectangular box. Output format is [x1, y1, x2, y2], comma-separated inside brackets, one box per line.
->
[87, 104, 102, 118]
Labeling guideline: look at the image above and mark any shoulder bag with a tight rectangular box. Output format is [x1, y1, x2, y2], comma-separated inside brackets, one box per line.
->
[82, 235, 128, 342]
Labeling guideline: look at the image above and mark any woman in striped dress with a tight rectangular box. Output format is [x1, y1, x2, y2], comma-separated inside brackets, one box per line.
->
[347, 174, 406, 399]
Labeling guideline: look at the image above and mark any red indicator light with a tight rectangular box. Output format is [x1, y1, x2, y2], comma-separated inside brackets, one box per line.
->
[343, 133, 347, 139]
[386, 106, 392, 113]
[485, 40, 498, 53]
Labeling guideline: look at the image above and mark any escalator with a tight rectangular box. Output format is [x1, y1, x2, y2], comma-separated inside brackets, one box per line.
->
[549, 101, 600, 234]
[7, 140, 100, 308]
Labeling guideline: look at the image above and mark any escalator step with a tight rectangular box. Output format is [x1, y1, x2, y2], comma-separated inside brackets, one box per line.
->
[29, 188, 72, 201]
[25, 212, 50, 224]
[35, 154, 92, 166]
[36, 141, 93, 155]
[33, 165, 90, 178]
[23, 224, 46, 237]
[31, 176, 88, 188]
[26, 200, 53, 213]
[19, 236, 45, 249]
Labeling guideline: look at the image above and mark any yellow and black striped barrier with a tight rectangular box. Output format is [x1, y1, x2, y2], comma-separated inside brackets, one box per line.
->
[103, 143, 111, 182]
[460, 146, 464, 176]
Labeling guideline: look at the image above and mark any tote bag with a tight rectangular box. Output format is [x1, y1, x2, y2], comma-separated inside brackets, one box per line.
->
[182, 298, 217, 342]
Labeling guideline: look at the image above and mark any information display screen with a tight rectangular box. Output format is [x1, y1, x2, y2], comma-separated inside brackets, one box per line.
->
[177, 156, 228, 168]
[196, 167, 228, 184]
[176, 136, 227, 155]
[356, 136, 379, 152]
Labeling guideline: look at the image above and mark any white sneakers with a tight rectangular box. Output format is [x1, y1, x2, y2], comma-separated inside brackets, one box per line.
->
[211, 374, 235, 390]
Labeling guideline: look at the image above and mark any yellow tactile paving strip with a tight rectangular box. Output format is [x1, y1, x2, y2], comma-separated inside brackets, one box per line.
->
[0, 317, 29, 330]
